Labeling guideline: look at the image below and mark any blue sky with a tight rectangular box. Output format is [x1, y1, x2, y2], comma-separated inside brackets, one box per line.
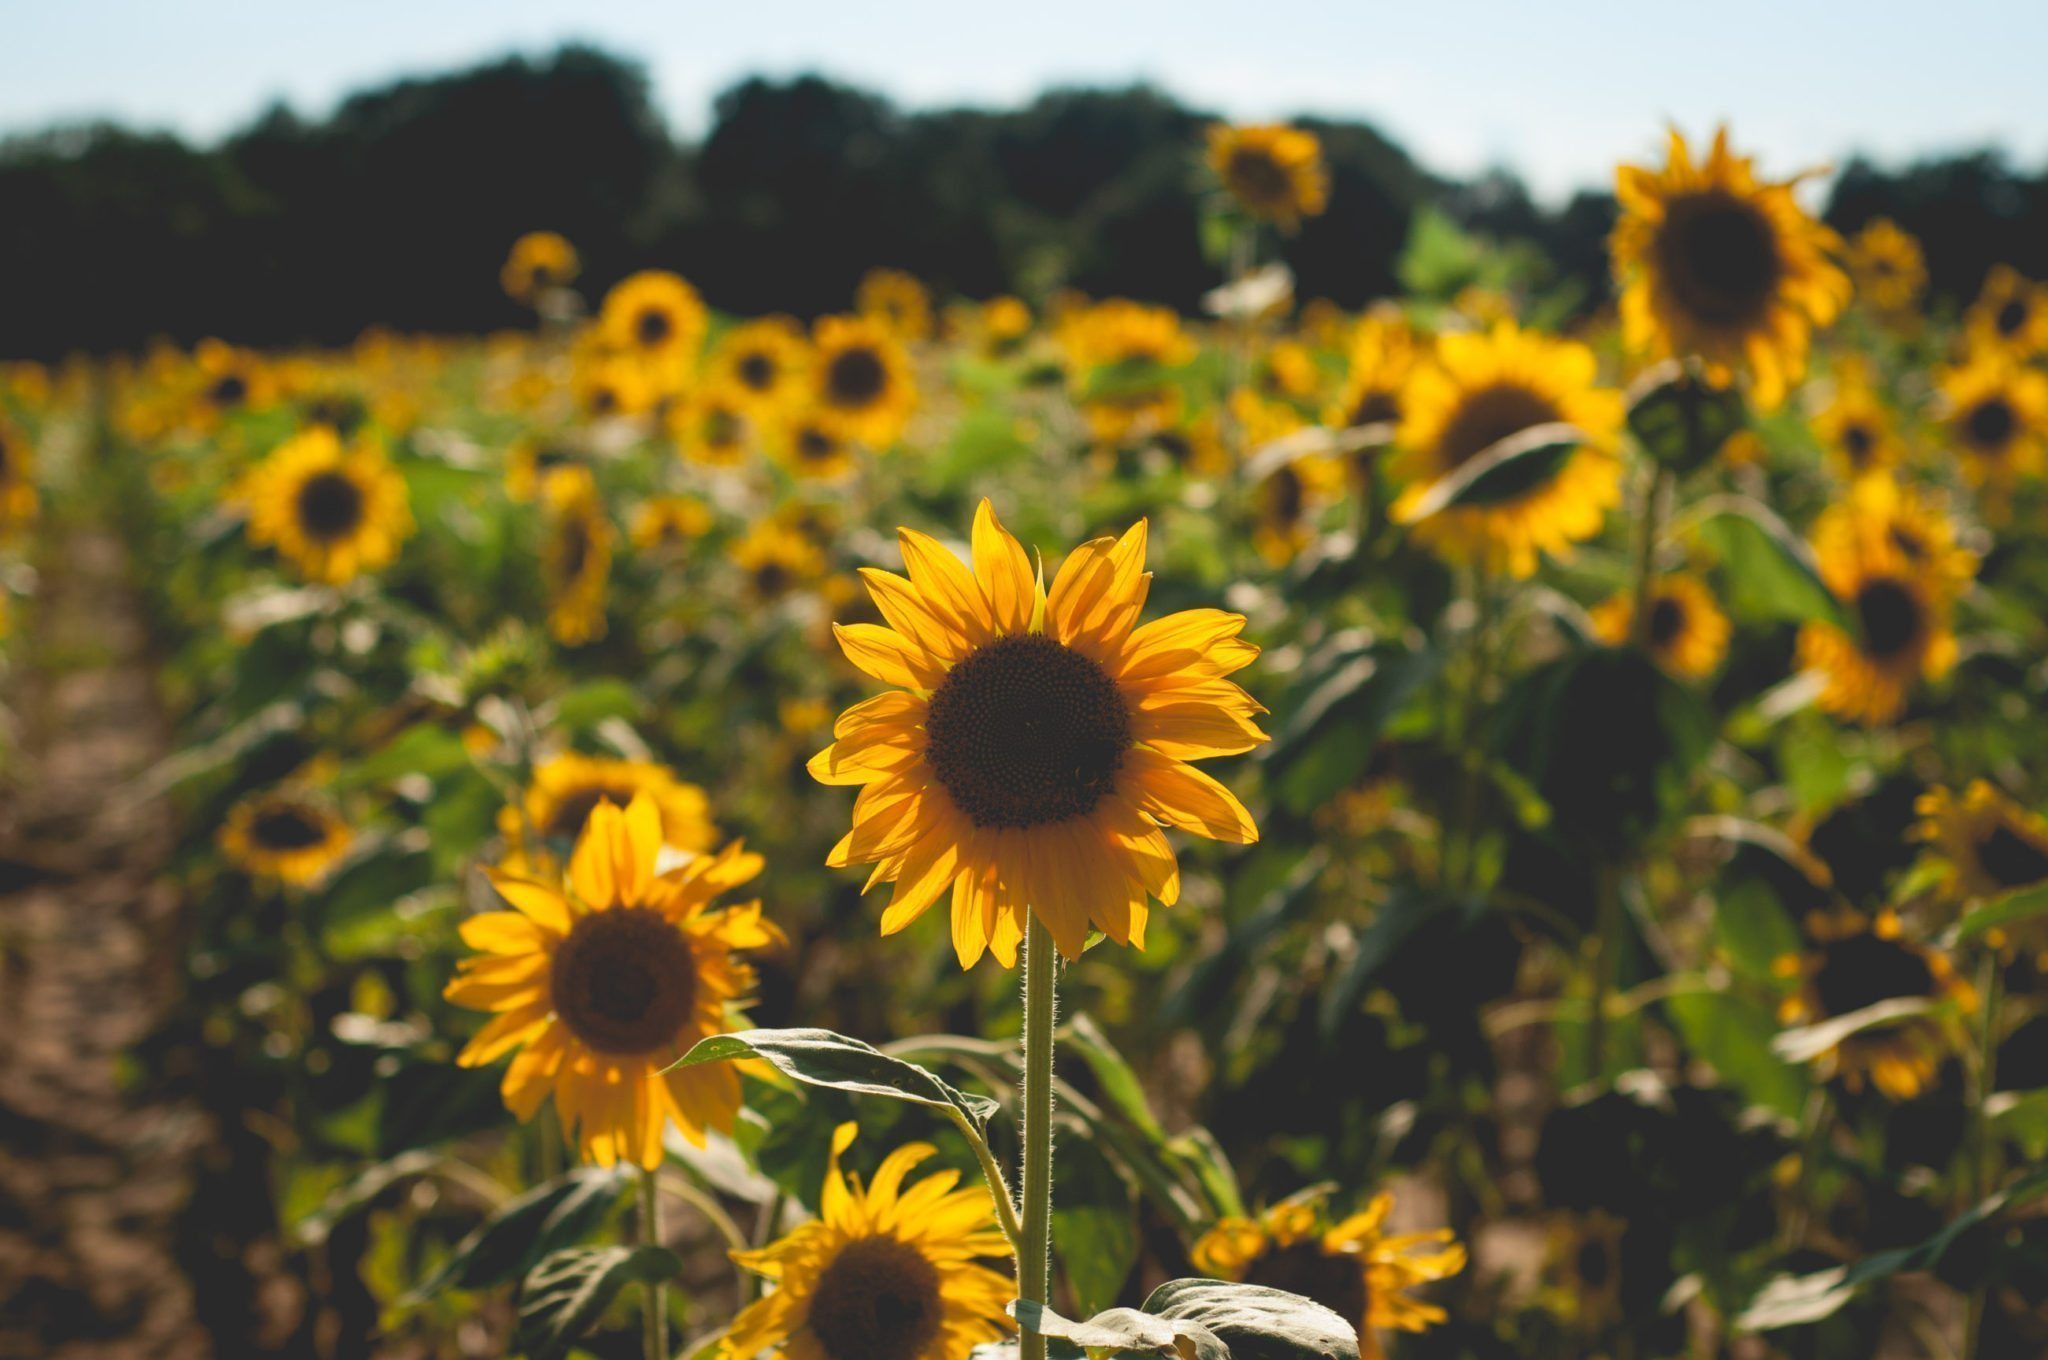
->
[5, 1, 2045, 201]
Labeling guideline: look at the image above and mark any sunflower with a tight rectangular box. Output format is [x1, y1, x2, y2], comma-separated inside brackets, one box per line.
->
[632, 495, 714, 552]
[811, 501, 1264, 966]
[973, 295, 1034, 356]
[1389, 322, 1625, 577]
[190, 339, 274, 424]
[1611, 127, 1849, 408]
[1965, 265, 2048, 360]
[1590, 574, 1730, 679]
[501, 231, 580, 304]
[1327, 313, 1419, 433]
[731, 518, 829, 603]
[721, 1122, 1013, 1360]
[1775, 907, 1973, 1100]
[571, 345, 657, 420]
[774, 410, 859, 481]
[1150, 408, 1231, 478]
[505, 437, 583, 503]
[243, 427, 412, 584]
[1939, 354, 2048, 503]
[503, 754, 718, 880]
[856, 267, 935, 343]
[809, 315, 916, 446]
[600, 270, 708, 374]
[1915, 782, 2048, 904]
[1252, 453, 1346, 566]
[1258, 340, 1323, 403]
[709, 318, 812, 416]
[1207, 123, 1329, 230]
[1796, 500, 1958, 725]
[1060, 300, 1196, 444]
[447, 793, 781, 1169]
[220, 790, 351, 886]
[1816, 476, 1977, 600]
[0, 415, 38, 531]
[1191, 1189, 1464, 1360]
[1846, 218, 1926, 319]
[1812, 377, 1903, 481]
[541, 465, 613, 646]
[670, 386, 756, 467]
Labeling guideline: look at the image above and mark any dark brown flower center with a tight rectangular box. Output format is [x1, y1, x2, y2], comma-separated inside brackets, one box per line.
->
[827, 347, 888, 406]
[544, 784, 640, 840]
[1964, 397, 2015, 452]
[1434, 383, 1561, 470]
[1813, 931, 1936, 1016]
[635, 306, 674, 347]
[797, 426, 839, 464]
[251, 804, 329, 850]
[1244, 1242, 1368, 1333]
[1349, 390, 1400, 429]
[1657, 191, 1782, 327]
[295, 470, 366, 540]
[924, 634, 1131, 829]
[1262, 466, 1304, 524]
[1854, 577, 1922, 658]
[805, 1236, 944, 1360]
[209, 372, 250, 408]
[1841, 421, 1876, 466]
[557, 518, 592, 582]
[1646, 594, 1687, 649]
[1978, 821, 2048, 889]
[1996, 298, 2029, 337]
[738, 351, 776, 390]
[549, 907, 699, 1055]
[1227, 147, 1294, 209]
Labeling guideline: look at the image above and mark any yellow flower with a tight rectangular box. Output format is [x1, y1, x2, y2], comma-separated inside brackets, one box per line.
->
[1775, 908, 1973, 1100]
[1390, 322, 1625, 577]
[188, 339, 274, 427]
[571, 345, 657, 420]
[0, 415, 39, 532]
[709, 318, 812, 416]
[809, 315, 917, 446]
[974, 295, 1034, 355]
[1059, 300, 1196, 443]
[505, 437, 583, 503]
[1939, 354, 2048, 505]
[446, 793, 782, 1169]
[731, 517, 829, 603]
[773, 410, 859, 481]
[857, 267, 935, 343]
[1846, 218, 1925, 318]
[670, 386, 756, 467]
[599, 270, 708, 371]
[541, 465, 613, 646]
[1964, 265, 2048, 360]
[505, 754, 717, 875]
[1611, 127, 1849, 407]
[1796, 492, 1961, 725]
[812, 501, 1265, 966]
[721, 1122, 1013, 1360]
[502, 231, 580, 304]
[1816, 476, 1977, 600]
[1915, 782, 2048, 904]
[243, 427, 412, 584]
[1207, 123, 1329, 229]
[1812, 377, 1903, 481]
[1192, 1189, 1465, 1360]
[1590, 574, 1731, 680]
[1251, 453, 1346, 566]
[220, 791, 352, 886]
[632, 495, 714, 552]
[1327, 313, 1420, 433]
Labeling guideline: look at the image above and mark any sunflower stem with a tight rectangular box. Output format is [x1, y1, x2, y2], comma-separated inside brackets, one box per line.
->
[1627, 465, 1671, 648]
[1963, 952, 2003, 1359]
[639, 1163, 668, 1360]
[1018, 914, 1059, 1360]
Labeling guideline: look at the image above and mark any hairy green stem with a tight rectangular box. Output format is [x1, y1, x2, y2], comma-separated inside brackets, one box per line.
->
[1017, 915, 1059, 1360]
[640, 1164, 667, 1360]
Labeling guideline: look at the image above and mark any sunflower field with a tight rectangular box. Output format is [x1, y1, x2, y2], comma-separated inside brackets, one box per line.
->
[5, 121, 2048, 1360]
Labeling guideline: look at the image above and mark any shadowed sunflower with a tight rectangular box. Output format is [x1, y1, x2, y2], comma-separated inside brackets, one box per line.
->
[1939, 355, 2048, 507]
[1812, 377, 1903, 481]
[447, 793, 781, 1169]
[1611, 127, 1848, 407]
[721, 1122, 1013, 1360]
[1965, 265, 2048, 360]
[1192, 1189, 1465, 1360]
[1390, 322, 1625, 577]
[710, 318, 812, 417]
[1846, 218, 1925, 319]
[857, 267, 936, 343]
[1206, 124, 1329, 230]
[244, 426, 412, 584]
[501, 231, 580, 304]
[1775, 907, 1973, 1100]
[1591, 574, 1730, 680]
[501, 753, 717, 880]
[0, 415, 38, 531]
[810, 315, 916, 446]
[811, 501, 1265, 966]
[1797, 500, 1958, 725]
[541, 465, 613, 646]
[1916, 782, 2048, 906]
[189, 339, 274, 427]
[600, 270, 708, 373]
[220, 790, 351, 886]
[1251, 451, 1345, 566]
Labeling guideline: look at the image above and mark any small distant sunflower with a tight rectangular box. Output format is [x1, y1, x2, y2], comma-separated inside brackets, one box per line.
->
[774, 410, 858, 481]
[1192, 1189, 1465, 1360]
[447, 793, 781, 1169]
[220, 791, 351, 886]
[709, 319, 811, 416]
[973, 295, 1033, 356]
[1939, 355, 2048, 503]
[1328, 314, 1420, 433]
[632, 495, 714, 552]
[0, 416, 39, 531]
[505, 437, 583, 503]
[1258, 340, 1323, 403]
[721, 1122, 1013, 1360]
[190, 340, 273, 426]
[600, 270, 708, 371]
[1797, 504, 1957, 725]
[731, 518, 829, 604]
[1590, 575, 1730, 680]
[1775, 907, 1973, 1100]
[505, 754, 717, 873]
[1151, 409, 1231, 478]
[1390, 322, 1626, 577]
[501, 231, 580, 304]
[1915, 782, 2048, 904]
[572, 347, 657, 420]
[1965, 265, 2048, 360]
[1252, 453, 1346, 565]
[670, 386, 755, 467]
[1611, 127, 1849, 407]
[243, 427, 412, 584]
[856, 267, 935, 343]
[1846, 218, 1926, 318]
[812, 501, 1265, 966]
[541, 466, 613, 646]
[1060, 299, 1196, 444]
[1207, 123, 1329, 230]
[809, 315, 916, 446]
[1812, 379, 1903, 481]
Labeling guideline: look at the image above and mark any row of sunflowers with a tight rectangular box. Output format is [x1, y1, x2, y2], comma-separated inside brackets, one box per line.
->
[4, 119, 2048, 1358]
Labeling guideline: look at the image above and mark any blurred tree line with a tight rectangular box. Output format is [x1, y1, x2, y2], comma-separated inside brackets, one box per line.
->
[4, 44, 2045, 358]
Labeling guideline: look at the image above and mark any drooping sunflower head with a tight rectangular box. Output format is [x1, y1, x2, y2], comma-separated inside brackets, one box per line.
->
[1590, 574, 1730, 680]
[1776, 907, 1973, 1100]
[220, 790, 351, 886]
[722, 1122, 1014, 1360]
[710, 318, 811, 415]
[1965, 265, 2048, 360]
[1390, 322, 1625, 577]
[599, 270, 708, 368]
[812, 500, 1265, 967]
[1915, 782, 2048, 906]
[1207, 123, 1329, 230]
[1611, 127, 1849, 407]
[809, 315, 916, 446]
[504, 753, 717, 880]
[1192, 1189, 1465, 1360]
[856, 267, 935, 343]
[1938, 355, 2048, 501]
[540, 465, 613, 646]
[501, 231, 580, 304]
[243, 426, 413, 585]
[669, 385, 755, 468]
[1797, 505, 1957, 725]
[447, 792, 781, 1169]
[1846, 218, 1926, 319]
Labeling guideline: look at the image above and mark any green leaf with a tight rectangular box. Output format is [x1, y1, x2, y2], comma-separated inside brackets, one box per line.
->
[330, 722, 473, 793]
[552, 678, 643, 732]
[1692, 496, 1845, 629]
[1396, 422, 1584, 519]
[1142, 1279, 1360, 1360]
[669, 1028, 999, 1132]
[515, 1244, 682, 1360]
[412, 1168, 627, 1300]
[1663, 988, 1807, 1120]
[1626, 360, 1745, 473]
[1952, 882, 2048, 945]
[293, 1150, 438, 1246]
[1061, 1015, 1164, 1142]
[1265, 643, 1437, 816]
[1014, 1299, 1225, 1360]
[1051, 1136, 1139, 1318]
[1770, 997, 1936, 1065]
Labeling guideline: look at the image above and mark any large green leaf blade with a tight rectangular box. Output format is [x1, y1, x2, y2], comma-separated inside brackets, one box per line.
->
[669, 1027, 999, 1131]
[516, 1244, 681, 1360]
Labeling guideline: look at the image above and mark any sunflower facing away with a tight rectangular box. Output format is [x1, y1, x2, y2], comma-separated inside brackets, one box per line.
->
[1191, 1189, 1465, 1360]
[1939, 354, 2048, 504]
[710, 318, 812, 416]
[1389, 322, 1625, 577]
[1845, 218, 1926, 319]
[541, 465, 613, 646]
[1796, 492, 1961, 725]
[721, 1122, 1013, 1360]
[501, 753, 717, 880]
[447, 792, 781, 1169]
[243, 426, 413, 584]
[1590, 574, 1730, 680]
[811, 501, 1265, 966]
[1965, 265, 2048, 360]
[1206, 123, 1329, 230]
[809, 315, 916, 447]
[1611, 127, 1849, 407]
[220, 790, 352, 886]
[857, 267, 936, 343]
[501, 231, 580, 304]
[1915, 782, 2048, 906]
[1775, 907, 1973, 1100]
